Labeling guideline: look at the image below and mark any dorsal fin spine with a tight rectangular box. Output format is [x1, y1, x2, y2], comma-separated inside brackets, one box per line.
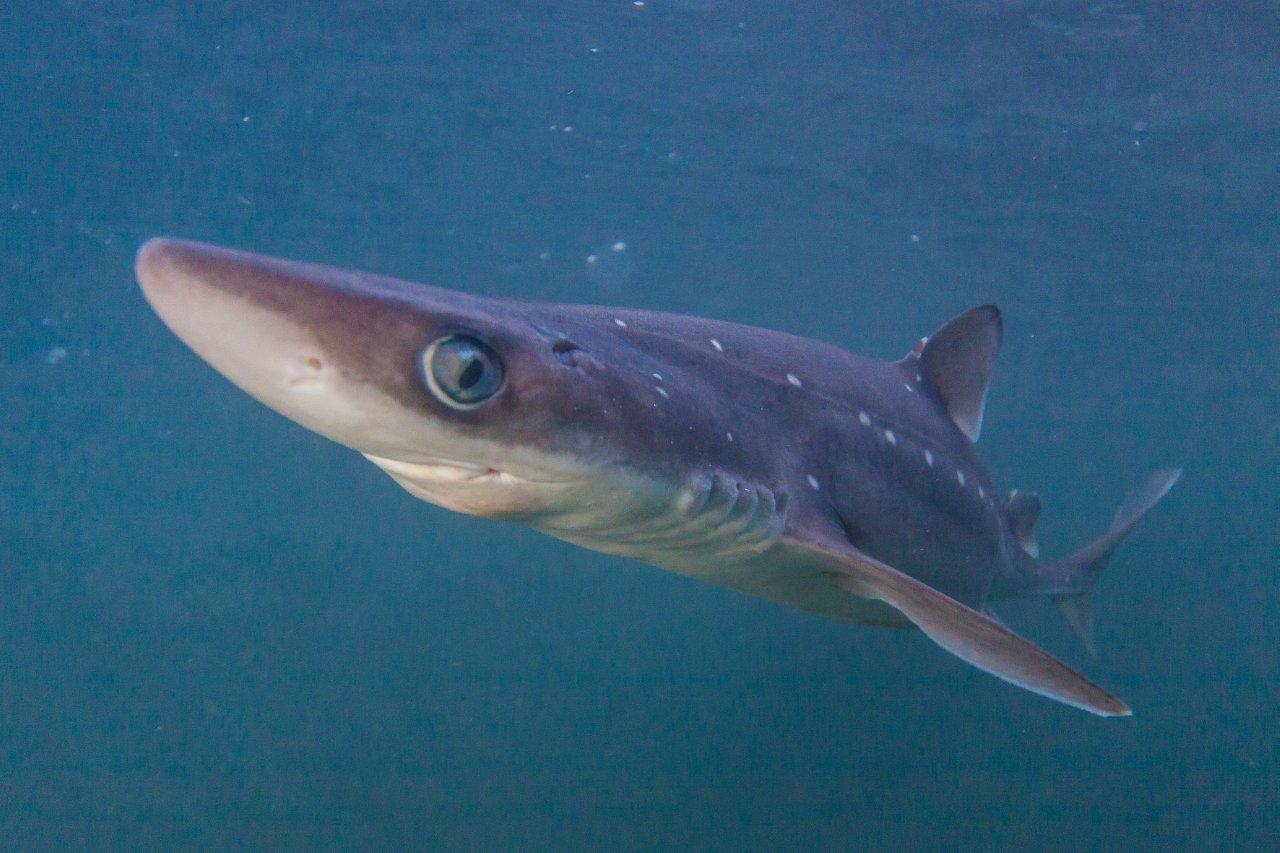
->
[1005, 489, 1042, 558]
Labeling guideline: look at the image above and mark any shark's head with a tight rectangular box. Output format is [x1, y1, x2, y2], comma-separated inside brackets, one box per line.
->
[136, 238, 685, 522]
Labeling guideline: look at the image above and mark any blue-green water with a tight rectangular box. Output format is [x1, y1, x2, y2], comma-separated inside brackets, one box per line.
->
[2, 2, 1277, 848]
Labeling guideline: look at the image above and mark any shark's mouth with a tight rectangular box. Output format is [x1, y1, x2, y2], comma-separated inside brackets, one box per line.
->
[364, 454, 505, 484]
[363, 454, 583, 487]
[360, 452, 596, 520]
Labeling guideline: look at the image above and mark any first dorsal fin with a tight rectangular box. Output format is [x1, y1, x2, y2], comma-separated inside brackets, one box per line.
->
[907, 305, 1002, 442]
[1005, 489, 1042, 558]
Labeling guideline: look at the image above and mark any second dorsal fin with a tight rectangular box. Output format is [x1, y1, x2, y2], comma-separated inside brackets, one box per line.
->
[1005, 489, 1042, 558]
[908, 305, 1002, 442]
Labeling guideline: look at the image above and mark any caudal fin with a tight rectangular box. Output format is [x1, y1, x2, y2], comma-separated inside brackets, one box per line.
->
[1050, 468, 1182, 656]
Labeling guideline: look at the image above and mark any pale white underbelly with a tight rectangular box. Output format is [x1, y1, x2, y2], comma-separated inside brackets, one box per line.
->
[369, 454, 901, 628]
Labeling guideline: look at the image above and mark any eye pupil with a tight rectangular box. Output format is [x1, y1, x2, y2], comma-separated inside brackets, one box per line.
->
[458, 357, 484, 390]
[422, 335, 505, 409]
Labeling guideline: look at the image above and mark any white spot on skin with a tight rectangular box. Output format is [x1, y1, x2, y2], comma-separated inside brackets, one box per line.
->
[957, 470, 966, 486]
[586, 254, 598, 263]
[710, 338, 723, 352]
[611, 241, 627, 252]
[655, 387, 669, 399]
[807, 474, 820, 490]
[651, 372, 663, 381]
[726, 432, 734, 442]
[786, 373, 803, 387]
[978, 485, 986, 499]
[904, 383, 914, 393]
[613, 318, 627, 328]
[924, 449, 934, 467]
[859, 411, 871, 427]
[884, 430, 897, 446]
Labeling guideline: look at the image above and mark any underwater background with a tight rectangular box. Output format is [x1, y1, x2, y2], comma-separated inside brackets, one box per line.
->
[1, 1, 1276, 848]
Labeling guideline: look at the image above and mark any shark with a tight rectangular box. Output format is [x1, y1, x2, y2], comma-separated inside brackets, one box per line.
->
[135, 237, 1180, 716]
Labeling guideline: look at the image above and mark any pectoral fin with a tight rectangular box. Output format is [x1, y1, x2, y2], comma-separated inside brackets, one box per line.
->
[789, 537, 1131, 717]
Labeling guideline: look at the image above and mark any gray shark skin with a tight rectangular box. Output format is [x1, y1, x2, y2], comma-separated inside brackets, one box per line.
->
[136, 238, 1180, 717]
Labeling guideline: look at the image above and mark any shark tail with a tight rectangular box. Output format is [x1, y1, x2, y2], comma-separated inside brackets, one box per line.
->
[1047, 468, 1182, 657]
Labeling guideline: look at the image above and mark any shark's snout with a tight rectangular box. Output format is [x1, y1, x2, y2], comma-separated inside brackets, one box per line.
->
[135, 238, 446, 459]
[138, 238, 345, 421]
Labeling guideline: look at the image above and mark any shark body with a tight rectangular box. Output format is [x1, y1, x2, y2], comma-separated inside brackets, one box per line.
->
[136, 238, 1178, 716]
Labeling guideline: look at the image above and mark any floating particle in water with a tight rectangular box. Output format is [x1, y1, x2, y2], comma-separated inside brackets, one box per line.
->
[586, 254, 599, 264]
[45, 346, 68, 365]
[538, 251, 551, 261]
[611, 241, 627, 252]
[910, 233, 921, 243]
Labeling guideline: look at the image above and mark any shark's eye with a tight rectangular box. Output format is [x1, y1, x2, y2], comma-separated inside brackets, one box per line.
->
[422, 335, 505, 409]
